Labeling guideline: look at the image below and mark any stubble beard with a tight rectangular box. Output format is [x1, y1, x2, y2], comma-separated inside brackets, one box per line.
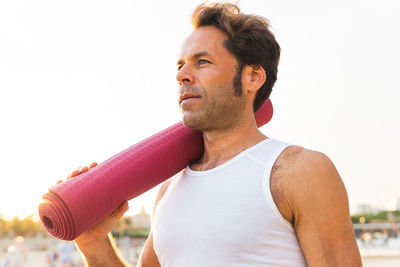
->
[186, 96, 245, 132]
[182, 72, 246, 132]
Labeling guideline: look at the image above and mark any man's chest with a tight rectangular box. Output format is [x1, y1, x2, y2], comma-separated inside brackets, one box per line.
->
[153, 169, 283, 253]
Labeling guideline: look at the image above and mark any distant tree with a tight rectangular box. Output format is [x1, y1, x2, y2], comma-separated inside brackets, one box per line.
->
[131, 229, 150, 238]
[2, 215, 43, 236]
[0, 215, 8, 236]
[351, 210, 400, 224]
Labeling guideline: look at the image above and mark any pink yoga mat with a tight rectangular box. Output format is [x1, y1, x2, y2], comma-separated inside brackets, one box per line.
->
[39, 99, 273, 240]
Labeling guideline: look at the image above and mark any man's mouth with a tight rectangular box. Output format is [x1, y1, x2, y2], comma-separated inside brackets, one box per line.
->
[179, 93, 201, 104]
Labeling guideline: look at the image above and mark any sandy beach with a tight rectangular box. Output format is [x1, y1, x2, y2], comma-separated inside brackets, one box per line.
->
[9, 250, 400, 267]
[2, 236, 400, 266]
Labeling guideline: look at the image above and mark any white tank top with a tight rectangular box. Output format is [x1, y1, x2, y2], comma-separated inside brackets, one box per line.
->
[152, 138, 306, 267]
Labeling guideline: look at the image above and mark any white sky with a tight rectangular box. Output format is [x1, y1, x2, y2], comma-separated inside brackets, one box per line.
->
[0, 0, 399, 220]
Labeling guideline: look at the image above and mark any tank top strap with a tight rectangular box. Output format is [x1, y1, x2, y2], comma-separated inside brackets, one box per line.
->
[262, 138, 295, 230]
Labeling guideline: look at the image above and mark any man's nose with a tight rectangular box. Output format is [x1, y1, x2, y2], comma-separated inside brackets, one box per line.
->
[176, 65, 194, 85]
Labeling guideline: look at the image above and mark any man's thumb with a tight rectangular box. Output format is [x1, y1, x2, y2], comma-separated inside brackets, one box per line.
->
[110, 201, 129, 221]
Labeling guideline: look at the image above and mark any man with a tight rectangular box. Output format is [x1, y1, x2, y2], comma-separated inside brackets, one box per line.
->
[69, 2, 362, 266]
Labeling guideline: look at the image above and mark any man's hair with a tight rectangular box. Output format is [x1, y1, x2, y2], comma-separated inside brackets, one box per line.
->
[192, 2, 280, 112]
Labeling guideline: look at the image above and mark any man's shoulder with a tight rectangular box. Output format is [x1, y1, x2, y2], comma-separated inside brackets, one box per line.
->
[274, 145, 334, 177]
[271, 145, 343, 223]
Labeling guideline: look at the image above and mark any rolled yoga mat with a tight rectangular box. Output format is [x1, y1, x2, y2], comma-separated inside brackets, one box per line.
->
[39, 99, 273, 240]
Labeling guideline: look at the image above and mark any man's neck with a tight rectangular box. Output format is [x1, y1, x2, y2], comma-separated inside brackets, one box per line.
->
[190, 115, 267, 171]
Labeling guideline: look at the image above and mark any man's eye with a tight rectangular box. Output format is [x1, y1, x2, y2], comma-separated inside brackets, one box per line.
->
[177, 65, 183, 71]
[198, 59, 209, 65]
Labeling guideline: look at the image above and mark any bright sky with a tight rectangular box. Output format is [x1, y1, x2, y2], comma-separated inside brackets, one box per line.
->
[0, 0, 399, 220]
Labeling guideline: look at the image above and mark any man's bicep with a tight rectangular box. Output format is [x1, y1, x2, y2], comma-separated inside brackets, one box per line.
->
[136, 232, 161, 267]
[289, 151, 361, 266]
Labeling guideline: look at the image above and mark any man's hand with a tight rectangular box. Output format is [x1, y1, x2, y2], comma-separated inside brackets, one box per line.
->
[59, 162, 130, 267]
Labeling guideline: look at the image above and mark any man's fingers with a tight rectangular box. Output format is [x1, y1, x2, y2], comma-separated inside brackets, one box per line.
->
[89, 162, 98, 169]
[60, 162, 97, 184]
[120, 201, 129, 213]
[80, 166, 89, 173]
[67, 169, 80, 179]
[66, 169, 82, 181]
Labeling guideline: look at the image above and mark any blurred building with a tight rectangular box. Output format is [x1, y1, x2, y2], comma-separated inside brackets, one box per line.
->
[132, 205, 151, 230]
[113, 205, 151, 232]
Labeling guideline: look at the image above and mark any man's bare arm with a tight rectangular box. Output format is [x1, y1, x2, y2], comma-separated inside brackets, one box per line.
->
[78, 231, 130, 267]
[272, 148, 362, 266]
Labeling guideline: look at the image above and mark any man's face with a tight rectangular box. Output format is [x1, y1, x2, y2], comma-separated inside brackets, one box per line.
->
[176, 26, 246, 132]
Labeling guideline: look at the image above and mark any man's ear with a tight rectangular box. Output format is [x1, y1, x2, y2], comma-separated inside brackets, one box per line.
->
[242, 64, 266, 93]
